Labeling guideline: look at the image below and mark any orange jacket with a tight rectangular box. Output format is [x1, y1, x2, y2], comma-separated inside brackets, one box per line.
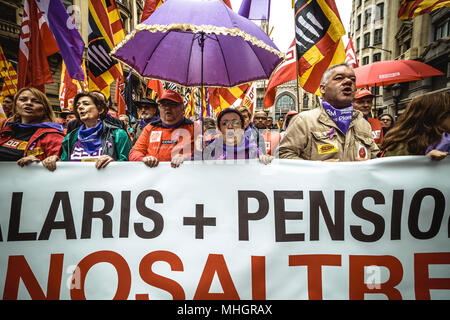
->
[129, 118, 196, 162]
[262, 130, 281, 155]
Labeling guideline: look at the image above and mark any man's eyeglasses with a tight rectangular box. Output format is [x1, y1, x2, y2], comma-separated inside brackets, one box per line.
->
[254, 117, 267, 121]
[221, 120, 241, 127]
[380, 118, 392, 122]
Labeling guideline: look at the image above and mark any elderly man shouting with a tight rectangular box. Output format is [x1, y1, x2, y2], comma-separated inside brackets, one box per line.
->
[279, 63, 379, 161]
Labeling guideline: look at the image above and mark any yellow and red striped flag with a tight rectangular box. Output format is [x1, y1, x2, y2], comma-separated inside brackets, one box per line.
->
[0, 44, 18, 103]
[209, 84, 250, 116]
[294, 0, 346, 96]
[399, 0, 450, 19]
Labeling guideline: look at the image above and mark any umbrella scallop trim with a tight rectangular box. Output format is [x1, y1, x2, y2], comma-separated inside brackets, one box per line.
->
[110, 23, 285, 59]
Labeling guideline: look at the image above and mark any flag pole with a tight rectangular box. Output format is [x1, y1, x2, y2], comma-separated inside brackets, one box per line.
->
[293, 1, 301, 113]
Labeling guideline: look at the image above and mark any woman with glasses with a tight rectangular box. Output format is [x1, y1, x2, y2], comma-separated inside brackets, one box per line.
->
[378, 113, 394, 136]
[0, 87, 65, 166]
[202, 108, 273, 164]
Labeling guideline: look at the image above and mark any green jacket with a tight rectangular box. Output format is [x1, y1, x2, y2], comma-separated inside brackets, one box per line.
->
[61, 120, 132, 161]
[382, 143, 411, 157]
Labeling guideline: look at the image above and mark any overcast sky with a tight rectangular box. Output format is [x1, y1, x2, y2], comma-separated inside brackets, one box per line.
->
[229, 0, 353, 52]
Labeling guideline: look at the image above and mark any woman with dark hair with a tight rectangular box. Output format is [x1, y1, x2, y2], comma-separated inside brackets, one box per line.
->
[380, 91, 449, 160]
[0, 87, 64, 166]
[378, 113, 394, 136]
[42, 92, 132, 170]
[202, 108, 273, 164]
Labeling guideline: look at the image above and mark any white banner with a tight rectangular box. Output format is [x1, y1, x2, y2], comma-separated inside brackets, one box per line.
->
[0, 157, 449, 300]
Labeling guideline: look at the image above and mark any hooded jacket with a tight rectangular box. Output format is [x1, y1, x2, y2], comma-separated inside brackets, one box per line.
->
[0, 124, 64, 161]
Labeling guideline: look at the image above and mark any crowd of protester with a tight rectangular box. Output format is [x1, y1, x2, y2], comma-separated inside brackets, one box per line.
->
[1, 63, 449, 169]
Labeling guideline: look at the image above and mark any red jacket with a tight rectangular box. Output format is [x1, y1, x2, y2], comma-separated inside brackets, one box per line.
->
[367, 118, 383, 145]
[0, 124, 64, 161]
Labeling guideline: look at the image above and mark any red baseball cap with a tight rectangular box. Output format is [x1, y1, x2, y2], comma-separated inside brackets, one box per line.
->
[354, 89, 375, 99]
[158, 89, 184, 104]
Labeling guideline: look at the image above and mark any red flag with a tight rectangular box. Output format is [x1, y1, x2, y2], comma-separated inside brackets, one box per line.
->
[18, 0, 58, 92]
[222, 0, 233, 9]
[141, 0, 166, 22]
[345, 36, 359, 69]
[263, 40, 297, 108]
[147, 78, 164, 99]
[115, 75, 126, 115]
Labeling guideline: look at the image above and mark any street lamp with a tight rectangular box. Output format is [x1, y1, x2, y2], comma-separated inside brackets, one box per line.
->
[391, 83, 402, 118]
[368, 46, 392, 59]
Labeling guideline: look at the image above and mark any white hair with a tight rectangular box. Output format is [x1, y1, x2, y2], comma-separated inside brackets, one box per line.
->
[320, 63, 354, 85]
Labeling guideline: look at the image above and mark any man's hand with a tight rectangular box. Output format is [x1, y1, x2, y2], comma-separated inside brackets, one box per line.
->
[142, 156, 159, 168]
[171, 154, 185, 168]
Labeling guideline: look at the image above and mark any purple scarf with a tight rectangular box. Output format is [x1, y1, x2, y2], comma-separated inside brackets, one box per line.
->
[139, 116, 160, 129]
[426, 132, 450, 154]
[218, 135, 259, 160]
[322, 101, 353, 135]
[78, 121, 103, 155]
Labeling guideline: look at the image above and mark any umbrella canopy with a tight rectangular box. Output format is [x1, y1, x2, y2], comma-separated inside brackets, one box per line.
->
[110, 0, 283, 88]
[354, 60, 444, 88]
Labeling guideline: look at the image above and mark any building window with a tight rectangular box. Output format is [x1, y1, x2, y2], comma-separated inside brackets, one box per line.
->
[364, 8, 372, 26]
[256, 98, 263, 109]
[0, 3, 17, 23]
[434, 15, 450, 41]
[356, 37, 360, 51]
[303, 95, 309, 109]
[275, 94, 295, 114]
[362, 56, 370, 65]
[376, 3, 384, 20]
[373, 52, 381, 62]
[373, 29, 382, 45]
[363, 33, 370, 48]
[357, 14, 361, 30]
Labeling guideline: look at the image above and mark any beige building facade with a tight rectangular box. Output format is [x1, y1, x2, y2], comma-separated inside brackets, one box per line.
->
[350, 0, 449, 117]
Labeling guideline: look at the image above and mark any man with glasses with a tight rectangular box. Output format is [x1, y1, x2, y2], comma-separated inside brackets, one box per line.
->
[133, 97, 160, 143]
[129, 90, 198, 168]
[254, 110, 281, 156]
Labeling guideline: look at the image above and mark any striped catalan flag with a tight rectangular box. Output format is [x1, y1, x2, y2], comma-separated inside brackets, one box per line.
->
[294, 0, 346, 96]
[141, 0, 166, 23]
[398, 0, 450, 19]
[209, 84, 250, 116]
[0, 45, 18, 99]
[88, 0, 123, 99]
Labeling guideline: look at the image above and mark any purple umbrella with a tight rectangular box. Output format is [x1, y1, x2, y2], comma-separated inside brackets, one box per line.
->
[110, 0, 283, 88]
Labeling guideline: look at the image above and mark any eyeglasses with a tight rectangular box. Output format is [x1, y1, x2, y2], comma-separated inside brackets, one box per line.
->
[380, 118, 392, 122]
[254, 117, 267, 121]
[160, 102, 180, 108]
[220, 120, 241, 127]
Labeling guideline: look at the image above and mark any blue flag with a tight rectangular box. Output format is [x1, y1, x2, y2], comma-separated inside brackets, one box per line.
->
[35, 0, 85, 81]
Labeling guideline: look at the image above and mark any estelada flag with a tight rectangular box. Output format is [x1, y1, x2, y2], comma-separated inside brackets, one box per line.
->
[398, 0, 450, 19]
[141, 0, 166, 22]
[18, 0, 59, 92]
[264, 40, 297, 108]
[294, 0, 346, 96]
[345, 36, 359, 69]
[88, 0, 122, 99]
